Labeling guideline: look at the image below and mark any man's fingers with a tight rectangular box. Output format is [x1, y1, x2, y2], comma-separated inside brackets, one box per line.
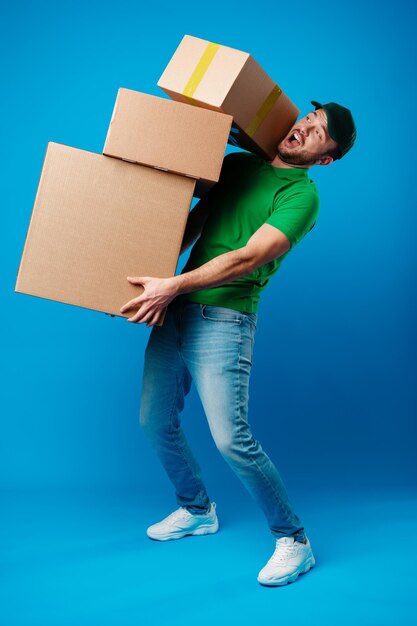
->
[127, 276, 148, 284]
[127, 305, 152, 324]
[120, 297, 144, 313]
[146, 311, 162, 327]
[130, 306, 163, 326]
[126, 310, 143, 323]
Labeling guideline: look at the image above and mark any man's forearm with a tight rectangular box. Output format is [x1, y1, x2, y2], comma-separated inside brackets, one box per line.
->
[175, 247, 254, 295]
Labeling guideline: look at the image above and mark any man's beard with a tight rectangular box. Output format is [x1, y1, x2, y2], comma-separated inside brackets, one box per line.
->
[276, 142, 321, 166]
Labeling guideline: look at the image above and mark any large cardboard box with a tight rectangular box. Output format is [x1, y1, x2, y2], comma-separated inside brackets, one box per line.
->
[157, 35, 300, 161]
[103, 88, 233, 198]
[15, 142, 196, 326]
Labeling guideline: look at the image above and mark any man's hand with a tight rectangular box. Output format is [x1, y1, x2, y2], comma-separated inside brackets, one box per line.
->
[120, 223, 291, 327]
[119, 276, 179, 326]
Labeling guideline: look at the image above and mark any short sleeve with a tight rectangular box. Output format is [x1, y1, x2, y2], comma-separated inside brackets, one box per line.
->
[265, 189, 320, 249]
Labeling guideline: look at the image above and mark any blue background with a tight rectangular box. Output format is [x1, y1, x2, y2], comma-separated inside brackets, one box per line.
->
[1, 0, 416, 624]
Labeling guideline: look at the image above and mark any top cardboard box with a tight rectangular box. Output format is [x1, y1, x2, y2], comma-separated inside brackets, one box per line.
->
[103, 88, 233, 198]
[157, 35, 300, 161]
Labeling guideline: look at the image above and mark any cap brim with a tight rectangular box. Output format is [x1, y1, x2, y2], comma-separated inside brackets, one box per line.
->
[310, 100, 323, 109]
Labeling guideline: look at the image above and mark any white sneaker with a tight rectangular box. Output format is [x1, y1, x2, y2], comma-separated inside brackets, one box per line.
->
[257, 536, 316, 586]
[146, 502, 219, 541]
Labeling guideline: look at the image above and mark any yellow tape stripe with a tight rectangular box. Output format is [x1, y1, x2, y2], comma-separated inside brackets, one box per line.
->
[182, 42, 220, 98]
[244, 84, 283, 137]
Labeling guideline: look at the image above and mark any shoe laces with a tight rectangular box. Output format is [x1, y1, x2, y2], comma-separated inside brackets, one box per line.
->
[166, 507, 193, 524]
[270, 539, 297, 564]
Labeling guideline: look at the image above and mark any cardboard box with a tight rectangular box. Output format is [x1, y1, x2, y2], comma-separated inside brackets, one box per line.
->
[157, 35, 300, 161]
[103, 88, 233, 198]
[15, 142, 196, 326]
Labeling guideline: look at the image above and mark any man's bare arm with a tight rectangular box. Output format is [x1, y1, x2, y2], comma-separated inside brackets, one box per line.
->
[176, 247, 253, 294]
[176, 223, 291, 295]
[244, 223, 291, 265]
[120, 223, 291, 325]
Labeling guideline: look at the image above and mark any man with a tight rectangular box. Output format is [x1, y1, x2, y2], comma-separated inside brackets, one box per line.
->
[119, 101, 356, 586]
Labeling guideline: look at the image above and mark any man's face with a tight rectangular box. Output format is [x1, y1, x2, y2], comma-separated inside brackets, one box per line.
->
[277, 108, 339, 166]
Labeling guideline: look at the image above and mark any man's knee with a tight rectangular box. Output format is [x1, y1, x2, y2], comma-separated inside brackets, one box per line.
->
[214, 434, 244, 461]
[139, 405, 173, 442]
[214, 430, 258, 463]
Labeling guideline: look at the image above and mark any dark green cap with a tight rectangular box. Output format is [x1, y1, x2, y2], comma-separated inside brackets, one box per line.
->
[311, 100, 356, 159]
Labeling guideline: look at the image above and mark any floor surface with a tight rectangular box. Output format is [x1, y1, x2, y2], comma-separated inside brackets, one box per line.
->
[1, 487, 416, 625]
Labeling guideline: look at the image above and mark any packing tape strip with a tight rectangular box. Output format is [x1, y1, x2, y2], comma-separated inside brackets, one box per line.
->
[182, 42, 220, 98]
[182, 42, 283, 138]
[244, 84, 282, 137]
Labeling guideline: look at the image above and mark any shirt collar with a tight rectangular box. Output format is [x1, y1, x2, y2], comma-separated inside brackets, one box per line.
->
[265, 162, 310, 180]
[245, 152, 311, 180]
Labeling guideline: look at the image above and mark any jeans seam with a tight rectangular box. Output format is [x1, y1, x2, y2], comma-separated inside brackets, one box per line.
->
[243, 316, 256, 334]
[236, 326, 242, 457]
[251, 456, 295, 526]
[235, 328, 294, 526]
[167, 368, 202, 492]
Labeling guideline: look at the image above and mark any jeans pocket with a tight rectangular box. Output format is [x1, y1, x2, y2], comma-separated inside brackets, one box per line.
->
[200, 304, 243, 325]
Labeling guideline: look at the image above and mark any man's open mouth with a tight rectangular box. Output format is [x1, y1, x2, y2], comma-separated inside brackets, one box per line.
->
[285, 130, 303, 147]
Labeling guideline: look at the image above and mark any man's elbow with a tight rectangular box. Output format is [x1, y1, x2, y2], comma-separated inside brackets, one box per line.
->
[240, 246, 260, 272]
[242, 242, 291, 272]
[243, 225, 292, 271]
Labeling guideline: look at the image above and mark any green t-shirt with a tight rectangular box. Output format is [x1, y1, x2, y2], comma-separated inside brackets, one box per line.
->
[177, 151, 320, 313]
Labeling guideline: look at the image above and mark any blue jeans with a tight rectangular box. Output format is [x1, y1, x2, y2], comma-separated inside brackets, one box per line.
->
[139, 297, 306, 542]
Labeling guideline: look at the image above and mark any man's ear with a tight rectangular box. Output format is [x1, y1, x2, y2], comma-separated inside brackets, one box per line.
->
[315, 155, 334, 166]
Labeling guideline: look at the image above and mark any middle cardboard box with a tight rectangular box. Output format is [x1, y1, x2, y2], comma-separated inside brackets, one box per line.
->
[103, 88, 233, 198]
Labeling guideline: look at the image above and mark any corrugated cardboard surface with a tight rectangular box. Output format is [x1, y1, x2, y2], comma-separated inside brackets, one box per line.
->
[15, 142, 195, 326]
[103, 88, 232, 196]
[158, 35, 247, 109]
[158, 34, 300, 160]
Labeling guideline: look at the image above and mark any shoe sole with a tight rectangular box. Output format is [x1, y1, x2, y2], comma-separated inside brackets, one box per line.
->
[257, 555, 316, 586]
[147, 518, 219, 541]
